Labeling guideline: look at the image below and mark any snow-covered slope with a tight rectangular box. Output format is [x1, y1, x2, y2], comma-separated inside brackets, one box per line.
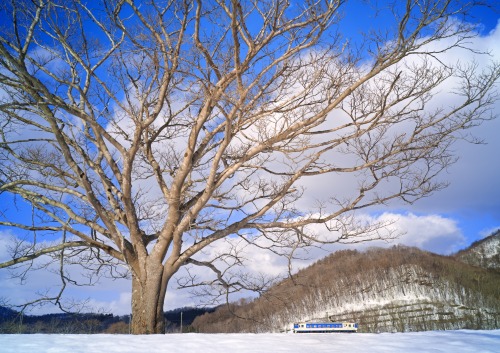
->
[455, 230, 500, 271]
[193, 244, 500, 333]
[277, 263, 498, 333]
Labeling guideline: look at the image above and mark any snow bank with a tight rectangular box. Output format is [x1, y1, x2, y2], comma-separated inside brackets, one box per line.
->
[1, 330, 499, 353]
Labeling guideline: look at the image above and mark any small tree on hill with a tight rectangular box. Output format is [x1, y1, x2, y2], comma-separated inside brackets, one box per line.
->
[0, 0, 499, 333]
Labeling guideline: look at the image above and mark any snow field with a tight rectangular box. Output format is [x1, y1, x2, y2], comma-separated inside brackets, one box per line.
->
[1, 330, 499, 353]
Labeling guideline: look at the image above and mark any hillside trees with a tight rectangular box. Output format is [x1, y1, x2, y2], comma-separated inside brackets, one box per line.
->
[192, 246, 500, 333]
[0, 0, 499, 334]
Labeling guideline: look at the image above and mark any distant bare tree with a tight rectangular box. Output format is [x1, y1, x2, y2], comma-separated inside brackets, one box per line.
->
[1, 0, 499, 333]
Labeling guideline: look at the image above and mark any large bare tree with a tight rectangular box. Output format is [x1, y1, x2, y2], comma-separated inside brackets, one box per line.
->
[0, 0, 499, 333]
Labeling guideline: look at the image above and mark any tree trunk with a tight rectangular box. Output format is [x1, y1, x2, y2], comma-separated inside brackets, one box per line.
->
[130, 260, 167, 334]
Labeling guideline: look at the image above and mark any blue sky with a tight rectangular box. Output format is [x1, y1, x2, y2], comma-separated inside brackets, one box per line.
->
[0, 1, 499, 315]
[347, 0, 500, 248]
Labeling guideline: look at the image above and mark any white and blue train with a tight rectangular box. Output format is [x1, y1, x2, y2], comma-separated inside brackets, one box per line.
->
[293, 322, 358, 333]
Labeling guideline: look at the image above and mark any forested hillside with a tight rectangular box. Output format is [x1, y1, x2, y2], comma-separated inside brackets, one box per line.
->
[454, 230, 500, 272]
[0, 306, 214, 334]
[193, 237, 500, 333]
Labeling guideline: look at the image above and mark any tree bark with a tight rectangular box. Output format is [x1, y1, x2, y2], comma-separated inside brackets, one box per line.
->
[130, 260, 166, 334]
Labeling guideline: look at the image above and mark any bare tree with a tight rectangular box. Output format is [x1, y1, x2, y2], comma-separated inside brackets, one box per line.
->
[0, 0, 499, 334]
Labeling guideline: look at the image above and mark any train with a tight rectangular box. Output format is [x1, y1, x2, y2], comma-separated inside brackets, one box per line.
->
[293, 322, 358, 333]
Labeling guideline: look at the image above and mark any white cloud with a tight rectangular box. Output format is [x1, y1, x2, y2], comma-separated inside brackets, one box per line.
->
[288, 212, 467, 260]
[359, 212, 466, 254]
[85, 292, 132, 316]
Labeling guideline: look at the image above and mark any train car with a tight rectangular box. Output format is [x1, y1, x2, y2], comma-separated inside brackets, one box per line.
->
[293, 322, 358, 333]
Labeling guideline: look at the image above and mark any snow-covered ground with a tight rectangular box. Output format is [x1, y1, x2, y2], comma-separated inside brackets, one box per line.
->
[1, 330, 499, 353]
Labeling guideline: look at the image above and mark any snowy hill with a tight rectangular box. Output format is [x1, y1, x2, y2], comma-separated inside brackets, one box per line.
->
[193, 242, 500, 333]
[454, 230, 500, 272]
